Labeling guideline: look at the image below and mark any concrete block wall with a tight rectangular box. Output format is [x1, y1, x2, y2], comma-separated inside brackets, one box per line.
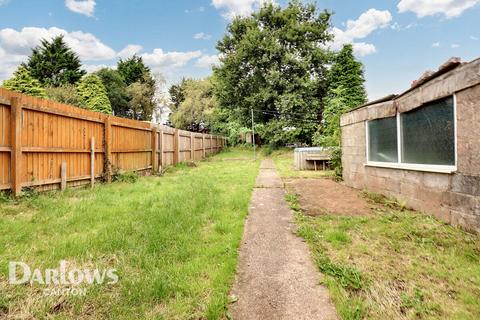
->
[340, 62, 480, 233]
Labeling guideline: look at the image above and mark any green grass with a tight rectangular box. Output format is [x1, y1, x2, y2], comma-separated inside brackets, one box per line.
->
[286, 192, 480, 320]
[0, 148, 260, 319]
[270, 149, 334, 179]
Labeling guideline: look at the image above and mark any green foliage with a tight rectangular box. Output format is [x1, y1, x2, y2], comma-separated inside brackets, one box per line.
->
[213, 0, 332, 146]
[261, 145, 275, 156]
[23, 36, 86, 87]
[210, 108, 251, 146]
[168, 78, 188, 112]
[77, 74, 112, 114]
[330, 146, 343, 181]
[95, 68, 129, 117]
[170, 78, 217, 131]
[2, 66, 47, 98]
[327, 44, 367, 110]
[117, 56, 156, 121]
[126, 73, 156, 121]
[117, 55, 150, 86]
[315, 44, 368, 147]
[45, 84, 83, 107]
[113, 170, 139, 183]
[313, 86, 350, 147]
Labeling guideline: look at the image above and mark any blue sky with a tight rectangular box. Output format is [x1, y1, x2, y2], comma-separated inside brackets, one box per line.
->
[0, 0, 479, 100]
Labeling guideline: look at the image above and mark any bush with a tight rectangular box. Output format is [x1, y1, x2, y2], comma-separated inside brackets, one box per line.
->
[331, 147, 343, 181]
[261, 144, 275, 156]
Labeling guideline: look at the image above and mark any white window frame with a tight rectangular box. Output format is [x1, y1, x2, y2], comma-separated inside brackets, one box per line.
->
[365, 94, 457, 174]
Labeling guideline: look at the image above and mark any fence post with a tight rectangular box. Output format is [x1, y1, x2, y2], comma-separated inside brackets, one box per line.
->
[190, 132, 194, 161]
[210, 135, 213, 154]
[174, 129, 179, 164]
[152, 127, 158, 173]
[159, 128, 163, 170]
[202, 134, 206, 158]
[61, 162, 67, 191]
[104, 116, 112, 183]
[90, 137, 95, 188]
[10, 97, 22, 197]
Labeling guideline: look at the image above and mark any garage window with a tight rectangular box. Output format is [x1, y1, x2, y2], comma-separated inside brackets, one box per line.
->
[366, 96, 456, 173]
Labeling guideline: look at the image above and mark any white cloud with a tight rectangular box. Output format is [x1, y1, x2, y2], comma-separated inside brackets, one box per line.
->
[117, 44, 143, 59]
[212, 0, 273, 20]
[432, 42, 441, 47]
[398, 0, 479, 18]
[0, 26, 208, 84]
[0, 0, 10, 6]
[194, 32, 212, 40]
[0, 27, 117, 80]
[65, 0, 96, 17]
[471, 35, 479, 40]
[351, 43, 377, 56]
[83, 64, 111, 73]
[141, 49, 202, 72]
[196, 54, 220, 68]
[330, 9, 392, 57]
[451, 43, 460, 48]
[0, 27, 116, 60]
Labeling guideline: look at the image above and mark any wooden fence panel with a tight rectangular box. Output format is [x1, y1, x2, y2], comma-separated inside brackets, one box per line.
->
[193, 134, 203, 161]
[0, 89, 225, 194]
[178, 130, 192, 163]
[111, 124, 152, 172]
[160, 126, 175, 167]
[0, 102, 11, 190]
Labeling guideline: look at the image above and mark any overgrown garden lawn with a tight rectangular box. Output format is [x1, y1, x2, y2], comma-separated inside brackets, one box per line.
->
[288, 192, 480, 320]
[0, 148, 260, 319]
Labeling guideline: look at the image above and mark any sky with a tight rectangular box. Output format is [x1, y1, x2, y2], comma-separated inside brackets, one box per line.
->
[0, 0, 479, 100]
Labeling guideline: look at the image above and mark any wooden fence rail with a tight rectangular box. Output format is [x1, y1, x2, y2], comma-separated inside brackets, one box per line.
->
[0, 88, 226, 195]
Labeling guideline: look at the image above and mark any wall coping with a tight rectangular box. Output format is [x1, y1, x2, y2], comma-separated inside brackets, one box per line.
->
[341, 57, 480, 126]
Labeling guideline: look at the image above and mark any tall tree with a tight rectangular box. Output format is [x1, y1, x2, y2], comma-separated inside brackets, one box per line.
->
[95, 68, 129, 117]
[117, 56, 156, 120]
[77, 74, 112, 114]
[213, 0, 332, 146]
[170, 78, 217, 132]
[315, 44, 367, 147]
[24, 36, 86, 87]
[126, 73, 156, 121]
[117, 55, 150, 86]
[327, 44, 367, 109]
[2, 66, 47, 98]
[168, 78, 188, 112]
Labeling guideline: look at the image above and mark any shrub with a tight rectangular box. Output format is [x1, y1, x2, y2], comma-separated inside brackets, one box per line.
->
[330, 147, 343, 181]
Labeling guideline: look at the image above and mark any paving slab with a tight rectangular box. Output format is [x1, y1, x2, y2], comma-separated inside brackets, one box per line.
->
[230, 160, 338, 320]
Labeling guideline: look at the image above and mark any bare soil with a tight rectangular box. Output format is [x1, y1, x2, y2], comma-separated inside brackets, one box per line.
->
[286, 178, 374, 216]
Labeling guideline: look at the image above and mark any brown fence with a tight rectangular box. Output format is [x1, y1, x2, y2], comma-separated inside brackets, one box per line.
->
[0, 88, 226, 195]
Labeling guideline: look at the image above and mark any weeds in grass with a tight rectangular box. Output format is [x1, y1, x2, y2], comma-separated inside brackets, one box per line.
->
[361, 190, 407, 211]
[288, 190, 480, 319]
[0, 191, 13, 204]
[113, 170, 139, 183]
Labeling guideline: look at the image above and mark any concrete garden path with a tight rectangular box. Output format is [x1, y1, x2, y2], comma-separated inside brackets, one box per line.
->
[229, 159, 338, 320]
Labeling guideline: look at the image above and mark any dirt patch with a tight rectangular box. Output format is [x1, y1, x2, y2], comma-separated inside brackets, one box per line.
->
[286, 178, 374, 216]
